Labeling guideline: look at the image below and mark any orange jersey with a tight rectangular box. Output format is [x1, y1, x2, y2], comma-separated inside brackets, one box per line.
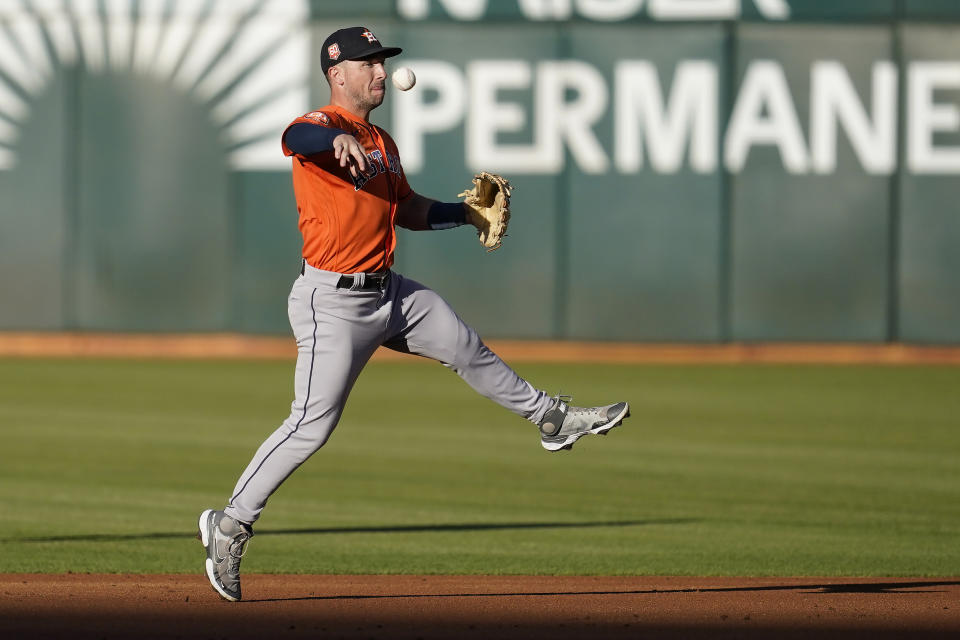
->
[281, 105, 413, 273]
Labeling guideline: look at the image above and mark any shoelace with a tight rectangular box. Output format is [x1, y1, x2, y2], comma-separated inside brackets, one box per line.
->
[551, 393, 572, 409]
[226, 533, 250, 573]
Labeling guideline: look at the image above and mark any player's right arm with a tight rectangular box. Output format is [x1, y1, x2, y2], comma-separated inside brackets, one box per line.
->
[284, 122, 367, 177]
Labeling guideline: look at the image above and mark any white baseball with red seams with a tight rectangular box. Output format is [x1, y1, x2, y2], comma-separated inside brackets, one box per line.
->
[391, 66, 416, 91]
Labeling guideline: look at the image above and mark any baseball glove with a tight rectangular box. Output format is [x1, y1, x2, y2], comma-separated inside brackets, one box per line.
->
[458, 171, 512, 252]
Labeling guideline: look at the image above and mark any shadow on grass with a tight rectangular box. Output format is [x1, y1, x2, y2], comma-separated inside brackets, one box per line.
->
[5, 518, 695, 543]
[244, 580, 960, 603]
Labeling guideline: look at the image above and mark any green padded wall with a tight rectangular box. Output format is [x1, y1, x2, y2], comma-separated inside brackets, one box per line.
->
[729, 25, 893, 341]
[1, 4, 960, 343]
[898, 26, 960, 343]
[0, 70, 68, 329]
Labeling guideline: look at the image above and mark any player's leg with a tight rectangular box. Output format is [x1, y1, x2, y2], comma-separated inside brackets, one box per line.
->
[383, 273, 629, 451]
[225, 278, 383, 525]
[199, 273, 385, 601]
[383, 273, 552, 422]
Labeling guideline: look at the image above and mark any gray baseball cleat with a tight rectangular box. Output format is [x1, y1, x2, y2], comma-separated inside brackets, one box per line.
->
[197, 509, 253, 602]
[538, 396, 631, 451]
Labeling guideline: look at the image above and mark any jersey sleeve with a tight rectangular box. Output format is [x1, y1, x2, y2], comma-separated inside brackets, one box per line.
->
[281, 110, 341, 157]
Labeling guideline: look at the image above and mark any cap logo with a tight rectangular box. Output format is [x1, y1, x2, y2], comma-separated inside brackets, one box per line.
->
[327, 43, 341, 60]
[360, 30, 378, 43]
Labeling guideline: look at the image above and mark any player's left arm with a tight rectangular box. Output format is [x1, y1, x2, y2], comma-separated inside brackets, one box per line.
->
[395, 193, 469, 231]
[386, 128, 469, 232]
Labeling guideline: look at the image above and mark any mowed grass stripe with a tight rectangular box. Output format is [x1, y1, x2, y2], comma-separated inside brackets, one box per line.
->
[0, 358, 957, 575]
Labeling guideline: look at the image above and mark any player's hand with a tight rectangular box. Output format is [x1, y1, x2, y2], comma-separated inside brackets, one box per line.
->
[333, 133, 367, 178]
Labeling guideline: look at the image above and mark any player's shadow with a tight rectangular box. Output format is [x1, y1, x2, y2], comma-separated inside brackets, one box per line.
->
[245, 580, 960, 603]
[7, 518, 696, 543]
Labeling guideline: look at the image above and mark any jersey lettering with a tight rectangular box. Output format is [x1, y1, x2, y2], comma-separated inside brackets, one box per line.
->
[370, 150, 387, 174]
[386, 152, 401, 176]
[350, 150, 401, 191]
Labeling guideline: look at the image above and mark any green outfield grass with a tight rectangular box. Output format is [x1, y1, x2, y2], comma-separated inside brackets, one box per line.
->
[0, 357, 957, 576]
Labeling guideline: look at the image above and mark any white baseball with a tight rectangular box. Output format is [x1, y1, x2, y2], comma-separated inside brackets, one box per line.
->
[391, 67, 416, 91]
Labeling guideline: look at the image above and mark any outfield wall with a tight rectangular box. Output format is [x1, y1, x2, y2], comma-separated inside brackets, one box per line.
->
[1, 1, 959, 343]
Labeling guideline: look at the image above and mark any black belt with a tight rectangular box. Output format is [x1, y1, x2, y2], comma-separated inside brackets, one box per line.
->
[299, 261, 389, 290]
[336, 272, 389, 291]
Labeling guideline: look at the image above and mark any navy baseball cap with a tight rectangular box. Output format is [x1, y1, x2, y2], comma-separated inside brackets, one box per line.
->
[321, 27, 402, 74]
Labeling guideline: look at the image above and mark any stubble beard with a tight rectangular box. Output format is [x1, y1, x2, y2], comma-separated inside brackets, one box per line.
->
[347, 86, 384, 115]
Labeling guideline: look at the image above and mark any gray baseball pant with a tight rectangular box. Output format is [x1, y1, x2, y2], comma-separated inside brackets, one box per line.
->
[224, 264, 553, 525]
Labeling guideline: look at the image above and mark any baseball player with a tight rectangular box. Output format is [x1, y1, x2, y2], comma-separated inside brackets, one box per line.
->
[198, 26, 630, 602]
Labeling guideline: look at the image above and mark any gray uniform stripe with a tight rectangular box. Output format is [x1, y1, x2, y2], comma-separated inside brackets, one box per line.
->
[229, 288, 319, 505]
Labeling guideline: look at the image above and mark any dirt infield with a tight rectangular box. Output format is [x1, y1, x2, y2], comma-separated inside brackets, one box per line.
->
[2, 574, 957, 639]
[2, 331, 960, 363]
